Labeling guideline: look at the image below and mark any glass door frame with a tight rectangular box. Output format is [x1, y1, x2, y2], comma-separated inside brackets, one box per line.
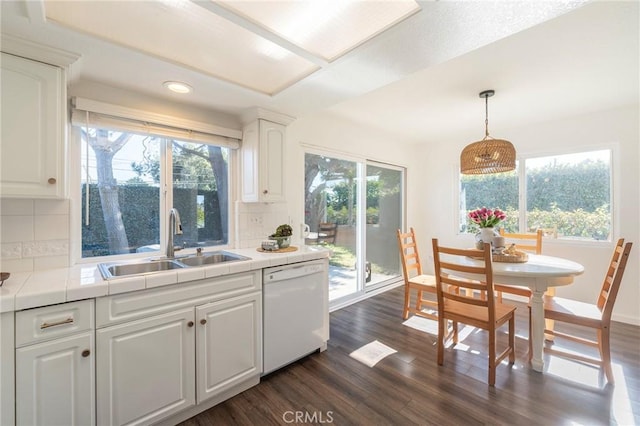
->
[303, 148, 406, 310]
[362, 160, 406, 293]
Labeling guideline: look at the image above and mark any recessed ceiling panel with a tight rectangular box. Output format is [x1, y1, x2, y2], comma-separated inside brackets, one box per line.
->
[43, 0, 318, 95]
[216, 0, 421, 62]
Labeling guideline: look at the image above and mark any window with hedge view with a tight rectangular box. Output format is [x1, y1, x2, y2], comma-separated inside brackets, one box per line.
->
[459, 149, 611, 241]
[80, 127, 230, 258]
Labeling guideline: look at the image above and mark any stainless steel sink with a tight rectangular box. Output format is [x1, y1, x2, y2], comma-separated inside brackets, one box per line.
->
[177, 251, 250, 267]
[98, 251, 251, 279]
[98, 259, 185, 279]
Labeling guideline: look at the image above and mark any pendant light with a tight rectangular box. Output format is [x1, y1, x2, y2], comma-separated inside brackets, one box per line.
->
[460, 90, 516, 175]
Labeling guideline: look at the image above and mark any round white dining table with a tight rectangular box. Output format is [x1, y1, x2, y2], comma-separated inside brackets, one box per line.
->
[445, 254, 584, 372]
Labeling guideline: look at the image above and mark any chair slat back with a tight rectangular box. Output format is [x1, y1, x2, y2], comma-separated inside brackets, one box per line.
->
[499, 229, 543, 254]
[318, 222, 338, 244]
[432, 239, 495, 318]
[397, 228, 423, 280]
[598, 239, 632, 320]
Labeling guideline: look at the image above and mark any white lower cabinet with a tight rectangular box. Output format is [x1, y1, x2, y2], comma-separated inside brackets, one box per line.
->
[96, 308, 196, 426]
[16, 332, 95, 426]
[196, 292, 262, 403]
[14, 300, 95, 426]
[95, 272, 262, 426]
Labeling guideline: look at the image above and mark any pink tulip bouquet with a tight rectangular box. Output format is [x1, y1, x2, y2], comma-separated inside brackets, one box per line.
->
[468, 207, 506, 228]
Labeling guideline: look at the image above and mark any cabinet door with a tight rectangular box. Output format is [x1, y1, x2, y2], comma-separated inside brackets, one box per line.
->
[16, 332, 94, 426]
[196, 292, 261, 403]
[96, 308, 195, 426]
[0, 53, 65, 198]
[258, 120, 285, 202]
[241, 119, 285, 202]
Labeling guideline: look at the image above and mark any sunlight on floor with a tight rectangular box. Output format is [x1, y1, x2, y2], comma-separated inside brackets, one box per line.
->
[546, 359, 635, 424]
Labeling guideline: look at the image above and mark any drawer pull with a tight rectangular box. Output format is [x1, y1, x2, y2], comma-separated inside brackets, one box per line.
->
[82, 349, 91, 358]
[40, 317, 74, 329]
[200, 319, 207, 325]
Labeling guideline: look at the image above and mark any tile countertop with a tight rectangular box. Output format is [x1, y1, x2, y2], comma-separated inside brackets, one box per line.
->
[0, 246, 330, 313]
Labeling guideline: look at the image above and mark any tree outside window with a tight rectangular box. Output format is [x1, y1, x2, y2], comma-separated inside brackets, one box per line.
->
[80, 127, 229, 258]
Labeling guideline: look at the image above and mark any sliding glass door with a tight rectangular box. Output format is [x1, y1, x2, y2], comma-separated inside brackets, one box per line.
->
[365, 164, 403, 289]
[304, 153, 404, 306]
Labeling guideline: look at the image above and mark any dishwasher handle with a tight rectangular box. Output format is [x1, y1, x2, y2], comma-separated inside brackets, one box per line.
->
[264, 263, 325, 282]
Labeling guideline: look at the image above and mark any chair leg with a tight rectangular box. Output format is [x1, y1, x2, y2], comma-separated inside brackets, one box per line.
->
[452, 321, 459, 344]
[600, 327, 615, 384]
[509, 316, 515, 364]
[489, 330, 496, 386]
[528, 306, 533, 361]
[416, 289, 424, 312]
[403, 285, 411, 320]
[437, 316, 445, 366]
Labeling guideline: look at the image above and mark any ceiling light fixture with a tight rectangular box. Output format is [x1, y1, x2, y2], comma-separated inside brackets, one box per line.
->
[460, 90, 516, 175]
[163, 81, 193, 94]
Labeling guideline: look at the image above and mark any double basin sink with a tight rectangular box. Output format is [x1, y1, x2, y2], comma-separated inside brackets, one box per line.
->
[98, 251, 250, 280]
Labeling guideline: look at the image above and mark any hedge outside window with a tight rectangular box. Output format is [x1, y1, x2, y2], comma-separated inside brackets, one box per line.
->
[460, 149, 611, 241]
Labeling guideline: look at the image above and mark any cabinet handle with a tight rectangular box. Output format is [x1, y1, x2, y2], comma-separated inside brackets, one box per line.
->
[48, 178, 57, 184]
[40, 317, 73, 329]
[263, 189, 268, 194]
[200, 319, 207, 325]
[81, 349, 91, 358]
[187, 321, 194, 327]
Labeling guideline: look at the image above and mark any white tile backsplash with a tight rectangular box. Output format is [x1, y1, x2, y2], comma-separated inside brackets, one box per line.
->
[23, 240, 69, 258]
[1, 199, 70, 272]
[34, 255, 70, 270]
[35, 199, 70, 215]
[1, 242, 22, 259]
[0, 199, 34, 215]
[34, 215, 69, 240]
[0, 258, 34, 273]
[2, 198, 287, 271]
[0, 215, 35, 243]
[235, 201, 290, 249]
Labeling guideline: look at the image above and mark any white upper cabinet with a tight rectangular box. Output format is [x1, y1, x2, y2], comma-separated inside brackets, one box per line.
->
[0, 52, 67, 199]
[241, 119, 286, 202]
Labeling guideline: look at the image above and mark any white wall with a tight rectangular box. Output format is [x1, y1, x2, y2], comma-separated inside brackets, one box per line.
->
[414, 105, 640, 325]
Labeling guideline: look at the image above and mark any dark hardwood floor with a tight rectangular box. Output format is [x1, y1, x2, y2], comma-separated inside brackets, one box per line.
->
[180, 286, 640, 425]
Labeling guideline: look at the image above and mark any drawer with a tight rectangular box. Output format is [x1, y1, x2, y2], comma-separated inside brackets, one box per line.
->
[96, 271, 261, 328]
[16, 300, 94, 347]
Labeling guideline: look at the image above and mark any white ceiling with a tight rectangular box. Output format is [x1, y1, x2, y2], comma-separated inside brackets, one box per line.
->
[1, 1, 638, 145]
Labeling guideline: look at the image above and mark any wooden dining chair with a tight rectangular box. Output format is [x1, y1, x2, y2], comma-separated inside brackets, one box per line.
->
[317, 222, 338, 245]
[493, 229, 543, 302]
[499, 229, 543, 254]
[397, 228, 437, 321]
[536, 238, 632, 383]
[432, 239, 516, 386]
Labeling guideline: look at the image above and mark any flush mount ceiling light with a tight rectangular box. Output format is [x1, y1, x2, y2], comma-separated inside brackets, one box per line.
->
[460, 90, 516, 175]
[163, 81, 193, 94]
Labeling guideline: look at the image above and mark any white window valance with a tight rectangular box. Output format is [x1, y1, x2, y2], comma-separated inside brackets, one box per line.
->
[71, 97, 241, 149]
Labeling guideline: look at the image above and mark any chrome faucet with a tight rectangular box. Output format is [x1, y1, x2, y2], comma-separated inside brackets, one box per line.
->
[167, 208, 183, 258]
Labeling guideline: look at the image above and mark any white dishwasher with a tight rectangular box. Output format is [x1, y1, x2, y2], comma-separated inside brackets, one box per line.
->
[263, 258, 329, 375]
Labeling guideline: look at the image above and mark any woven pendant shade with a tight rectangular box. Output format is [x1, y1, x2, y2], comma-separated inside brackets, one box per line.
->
[460, 138, 516, 174]
[460, 90, 516, 175]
